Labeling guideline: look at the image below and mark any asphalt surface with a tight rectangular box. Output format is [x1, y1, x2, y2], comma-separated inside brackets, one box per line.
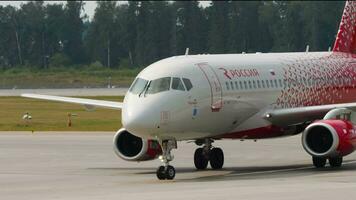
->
[0, 88, 129, 96]
[1, 132, 356, 200]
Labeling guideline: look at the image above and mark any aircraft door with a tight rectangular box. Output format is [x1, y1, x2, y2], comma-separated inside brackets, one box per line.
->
[196, 63, 223, 112]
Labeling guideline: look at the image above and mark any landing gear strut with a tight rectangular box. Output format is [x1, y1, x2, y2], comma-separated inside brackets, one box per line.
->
[194, 139, 224, 170]
[156, 139, 177, 180]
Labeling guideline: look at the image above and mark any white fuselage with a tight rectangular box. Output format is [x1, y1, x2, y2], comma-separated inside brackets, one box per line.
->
[122, 51, 356, 141]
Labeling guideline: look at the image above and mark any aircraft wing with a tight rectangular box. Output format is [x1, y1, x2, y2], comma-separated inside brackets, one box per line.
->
[21, 94, 123, 110]
[263, 102, 356, 126]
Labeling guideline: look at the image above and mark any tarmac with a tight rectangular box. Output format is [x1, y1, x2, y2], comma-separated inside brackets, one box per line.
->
[1, 132, 356, 200]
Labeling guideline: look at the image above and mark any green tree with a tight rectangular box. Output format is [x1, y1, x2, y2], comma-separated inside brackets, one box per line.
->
[62, 0, 86, 64]
[302, 1, 344, 51]
[175, 1, 208, 55]
[86, 1, 118, 68]
[134, 1, 174, 65]
[208, 1, 230, 53]
[0, 5, 23, 66]
[0, 1, 349, 69]
[122, 1, 139, 66]
[45, 4, 66, 59]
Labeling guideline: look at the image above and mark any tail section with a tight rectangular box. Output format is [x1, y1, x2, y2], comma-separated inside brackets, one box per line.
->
[333, 1, 356, 53]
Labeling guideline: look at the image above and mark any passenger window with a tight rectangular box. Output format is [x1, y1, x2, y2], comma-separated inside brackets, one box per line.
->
[239, 81, 243, 89]
[226, 82, 230, 90]
[262, 80, 265, 88]
[172, 77, 185, 91]
[182, 78, 193, 91]
[248, 81, 252, 89]
[274, 80, 278, 88]
[270, 80, 274, 88]
[253, 80, 256, 89]
[244, 81, 247, 89]
[266, 80, 270, 88]
[230, 82, 234, 90]
[279, 79, 282, 87]
[235, 81, 239, 90]
[257, 80, 261, 88]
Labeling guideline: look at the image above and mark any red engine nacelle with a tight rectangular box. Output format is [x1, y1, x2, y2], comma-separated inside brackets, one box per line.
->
[113, 128, 162, 161]
[302, 120, 356, 157]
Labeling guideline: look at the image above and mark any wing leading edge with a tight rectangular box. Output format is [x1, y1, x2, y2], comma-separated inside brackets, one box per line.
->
[21, 93, 123, 110]
[263, 102, 356, 126]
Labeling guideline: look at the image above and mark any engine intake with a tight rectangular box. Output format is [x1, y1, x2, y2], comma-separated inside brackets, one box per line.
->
[113, 128, 161, 161]
[302, 120, 356, 157]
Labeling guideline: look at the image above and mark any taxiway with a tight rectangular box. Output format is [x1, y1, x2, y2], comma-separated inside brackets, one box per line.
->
[1, 132, 356, 200]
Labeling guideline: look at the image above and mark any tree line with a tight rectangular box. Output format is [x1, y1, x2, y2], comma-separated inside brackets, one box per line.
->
[0, 1, 345, 69]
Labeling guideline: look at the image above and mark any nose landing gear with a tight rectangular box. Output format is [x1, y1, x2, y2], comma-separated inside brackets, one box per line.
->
[156, 139, 177, 180]
[194, 139, 224, 170]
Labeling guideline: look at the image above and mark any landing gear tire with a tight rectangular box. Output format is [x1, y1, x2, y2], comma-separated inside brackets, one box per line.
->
[165, 165, 176, 180]
[312, 157, 326, 168]
[210, 148, 224, 169]
[329, 157, 343, 167]
[156, 165, 176, 180]
[194, 148, 209, 170]
[156, 166, 166, 180]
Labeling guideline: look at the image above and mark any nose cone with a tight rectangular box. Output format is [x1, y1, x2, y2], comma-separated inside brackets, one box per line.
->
[123, 110, 154, 136]
[122, 95, 157, 138]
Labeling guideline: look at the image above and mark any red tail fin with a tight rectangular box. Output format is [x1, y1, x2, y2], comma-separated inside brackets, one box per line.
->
[333, 1, 356, 53]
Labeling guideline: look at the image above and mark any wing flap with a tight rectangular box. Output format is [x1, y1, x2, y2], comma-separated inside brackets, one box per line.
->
[21, 93, 123, 110]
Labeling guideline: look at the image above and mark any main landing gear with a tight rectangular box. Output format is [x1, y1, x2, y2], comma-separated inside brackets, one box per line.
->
[156, 139, 177, 180]
[194, 139, 224, 170]
[312, 156, 343, 168]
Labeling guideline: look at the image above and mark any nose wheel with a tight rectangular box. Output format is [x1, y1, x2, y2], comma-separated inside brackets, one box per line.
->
[156, 139, 177, 180]
[156, 165, 175, 180]
[194, 139, 224, 170]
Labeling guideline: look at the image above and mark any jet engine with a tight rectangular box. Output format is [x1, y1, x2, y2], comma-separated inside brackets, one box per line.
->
[113, 128, 162, 161]
[302, 120, 356, 158]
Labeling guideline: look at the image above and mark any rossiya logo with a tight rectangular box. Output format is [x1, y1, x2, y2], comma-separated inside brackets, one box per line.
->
[218, 67, 231, 79]
[218, 67, 259, 80]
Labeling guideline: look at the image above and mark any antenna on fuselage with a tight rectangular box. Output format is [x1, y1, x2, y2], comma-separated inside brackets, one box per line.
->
[305, 45, 309, 53]
[185, 48, 189, 56]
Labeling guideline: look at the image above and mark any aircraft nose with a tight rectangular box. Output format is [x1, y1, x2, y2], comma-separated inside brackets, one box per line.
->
[122, 103, 157, 137]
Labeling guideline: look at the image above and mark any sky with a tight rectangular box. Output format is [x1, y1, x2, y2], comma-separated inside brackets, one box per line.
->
[0, 1, 211, 20]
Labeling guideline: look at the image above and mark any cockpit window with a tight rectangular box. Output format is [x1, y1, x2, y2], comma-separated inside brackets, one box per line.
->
[182, 78, 193, 91]
[172, 77, 185, 91]
[146, 77, 171, 94]
[129, 78, 148, 94]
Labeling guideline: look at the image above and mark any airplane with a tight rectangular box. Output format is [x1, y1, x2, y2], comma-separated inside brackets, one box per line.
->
[22, 1, 356, 180]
